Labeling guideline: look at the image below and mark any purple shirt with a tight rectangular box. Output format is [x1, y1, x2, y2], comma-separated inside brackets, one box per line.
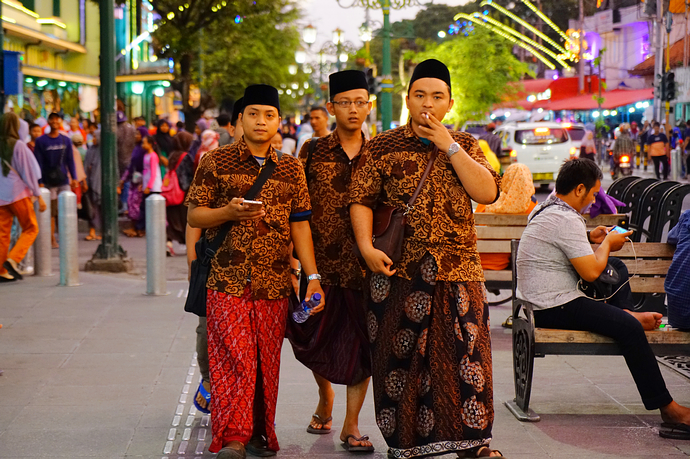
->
[0, 140, 42, 205]
[33, 133, 77, 186]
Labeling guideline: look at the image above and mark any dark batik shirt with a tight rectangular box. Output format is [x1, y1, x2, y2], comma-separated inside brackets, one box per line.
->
[185, 138, 312, 300]
[298, 131, 366, 290]
[349, 123, 501, 283]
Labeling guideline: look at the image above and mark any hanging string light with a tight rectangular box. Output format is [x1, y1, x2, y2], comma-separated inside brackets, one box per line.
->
[454, 13, 556, 70]
[520, 0, 576, 47]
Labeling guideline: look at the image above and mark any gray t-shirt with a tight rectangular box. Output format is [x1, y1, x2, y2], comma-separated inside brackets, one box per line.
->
[516, 201, 594, 309]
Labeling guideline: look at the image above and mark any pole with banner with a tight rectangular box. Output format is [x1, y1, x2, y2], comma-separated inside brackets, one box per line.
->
[86, 0, 131, 272]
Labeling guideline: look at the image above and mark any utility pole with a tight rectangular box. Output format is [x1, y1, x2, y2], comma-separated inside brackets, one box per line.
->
[578, 0, 584, 93]
[87, 0, 131, 272]
[381, 0, 393, 131]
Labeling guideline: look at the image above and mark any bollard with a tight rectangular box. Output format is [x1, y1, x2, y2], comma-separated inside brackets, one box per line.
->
[58, 190, 80, 286]
[35, 187, 52, 276]
[671, 148, 681, 182]
[145, 194, 168, 295]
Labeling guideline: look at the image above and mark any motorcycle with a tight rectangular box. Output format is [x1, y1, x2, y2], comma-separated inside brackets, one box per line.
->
[616, 153, 633, 177]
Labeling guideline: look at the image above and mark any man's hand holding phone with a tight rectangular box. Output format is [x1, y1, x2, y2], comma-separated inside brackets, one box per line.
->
[225, 198, 265, 222]
[604, 225, 633, 252]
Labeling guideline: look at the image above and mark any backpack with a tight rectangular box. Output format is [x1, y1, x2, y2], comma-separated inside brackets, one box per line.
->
[161, 153, 187, 206]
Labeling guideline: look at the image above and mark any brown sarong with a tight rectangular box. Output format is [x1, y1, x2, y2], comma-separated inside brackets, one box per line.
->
[365, 254, 494, 458]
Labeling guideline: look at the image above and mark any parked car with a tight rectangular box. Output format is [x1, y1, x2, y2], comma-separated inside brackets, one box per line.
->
[562, 122, 586, 153]
[494, 122, 578, 188]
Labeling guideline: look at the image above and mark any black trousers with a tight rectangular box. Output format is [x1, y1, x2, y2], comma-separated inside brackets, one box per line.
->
[652, 155, 669, 180]
[533, 258, 673, 410]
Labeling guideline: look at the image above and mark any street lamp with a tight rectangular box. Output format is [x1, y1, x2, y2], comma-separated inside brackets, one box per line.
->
[337, 0, 431, 131]
[333, 28, 344, 45]
[288, 64, 298, 75]
[295, 49, 307, 64]
[303, 24, 317, 46]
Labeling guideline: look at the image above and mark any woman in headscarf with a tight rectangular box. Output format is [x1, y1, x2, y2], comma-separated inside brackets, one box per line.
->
[194, 129, 220, 168]
[154, 119, 173, 171]
[119, 126, 149, 237]
[475, 163, 537, 270]
[0, 112, 45, 282]
[165, 131, 194, 252]
[188, 118, 209, 160]
[580, 130, 597, 161]
[83, 131, 101, 241]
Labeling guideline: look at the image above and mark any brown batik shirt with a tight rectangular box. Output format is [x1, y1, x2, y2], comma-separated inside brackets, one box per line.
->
[349, 122, 501, 283]
[185, 138, 312, 300]
[298, 131, 366, 290]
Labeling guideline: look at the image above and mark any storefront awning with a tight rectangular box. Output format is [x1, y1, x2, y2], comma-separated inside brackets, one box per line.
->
[545, 87, 653, 111]
[3, 22, 86, 54]
[116, 73, 174, 83]
[500, 76, 604, 110]
[22, 65, 100, 86]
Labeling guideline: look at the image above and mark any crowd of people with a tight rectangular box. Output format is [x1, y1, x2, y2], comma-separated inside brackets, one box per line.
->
[2, 58, 690, 459]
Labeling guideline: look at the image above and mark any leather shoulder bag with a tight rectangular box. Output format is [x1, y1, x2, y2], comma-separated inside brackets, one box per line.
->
[355, 146, 439, 263]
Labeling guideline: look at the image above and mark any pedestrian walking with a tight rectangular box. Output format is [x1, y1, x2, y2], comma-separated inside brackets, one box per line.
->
[27, 123, 41, 153]
[349, 59, 504, 458]
[186, 84, 324, 459]
[164, 131, 194, 252]
[647, 121, 670, 180]
[154, 119, 173, 172]
[215, 113, 233, 147]
[0, 112, 46, 282]
[580, 130, 597, 161]
[286, 70, 374, 453]
[33, 112, 78, 248]
[194, 129, 220, 168]
[83, 131, 102, 241]
[142, 135, 162, 196]
[119, 126, 148, 237]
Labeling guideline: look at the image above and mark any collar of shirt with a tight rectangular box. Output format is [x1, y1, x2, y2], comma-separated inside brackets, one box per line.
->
[327, 129, 368, 159]
[237, 137, 279, 165]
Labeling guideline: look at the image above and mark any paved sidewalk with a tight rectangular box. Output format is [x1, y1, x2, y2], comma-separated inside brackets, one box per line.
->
[2, 266, 690, 458]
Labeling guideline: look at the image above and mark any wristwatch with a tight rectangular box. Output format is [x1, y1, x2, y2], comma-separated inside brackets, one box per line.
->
[307, 273, 322, 282]
[447, 142, 461, 158]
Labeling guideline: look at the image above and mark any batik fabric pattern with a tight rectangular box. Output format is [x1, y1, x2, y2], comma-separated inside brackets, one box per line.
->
[366, 254, 493, 458]
[185, 138, 312, 300]
[206, 286, 289, 453]
[297, 131, 366, 290]
[349, 123, 501, 283]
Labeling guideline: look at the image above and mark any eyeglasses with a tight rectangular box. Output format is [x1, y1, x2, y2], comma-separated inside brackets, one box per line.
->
[331, 100, 369, 108]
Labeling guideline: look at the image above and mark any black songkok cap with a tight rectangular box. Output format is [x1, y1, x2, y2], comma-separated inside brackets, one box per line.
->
[409, 59, 451, 92]
[231, 97, 244, 125]
[329, 70, 369, 100]
[242, 84, 280, 113]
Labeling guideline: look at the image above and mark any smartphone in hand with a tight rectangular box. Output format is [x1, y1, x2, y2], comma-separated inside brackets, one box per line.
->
[242, 200, 264, 212]
[610, 225, 632, 234]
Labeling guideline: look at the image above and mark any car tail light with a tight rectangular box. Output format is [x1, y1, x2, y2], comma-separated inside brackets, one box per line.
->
[570, 147, 577, 156]
[510, 149, 517, 162]
[620, 155, 630, 163]
[562, 122, 572, 128]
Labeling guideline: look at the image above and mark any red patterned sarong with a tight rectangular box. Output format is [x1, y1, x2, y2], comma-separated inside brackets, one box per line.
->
[206, 286, 288, 453]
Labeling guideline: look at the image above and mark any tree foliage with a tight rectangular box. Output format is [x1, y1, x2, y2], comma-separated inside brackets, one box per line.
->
[411, 28, 531, 126]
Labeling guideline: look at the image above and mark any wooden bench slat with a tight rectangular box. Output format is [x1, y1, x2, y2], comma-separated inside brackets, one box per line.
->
[630, 276, 666, 293]
[535, 328, 690, 345]
[593, 243, 676, 258]
[477, 240, 511, 253]
[474, 213, 625, 227]
[476, 226, 525, 239]
[621, 259, 673, 275]
[483, 270, 512, 281]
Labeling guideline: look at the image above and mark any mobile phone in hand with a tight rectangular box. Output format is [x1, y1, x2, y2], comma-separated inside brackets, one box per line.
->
[242, 200, 264, 212]
[610, 225, 632, 234]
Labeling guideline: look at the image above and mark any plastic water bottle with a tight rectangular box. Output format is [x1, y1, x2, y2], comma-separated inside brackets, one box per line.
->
[292, 293, 322, 324]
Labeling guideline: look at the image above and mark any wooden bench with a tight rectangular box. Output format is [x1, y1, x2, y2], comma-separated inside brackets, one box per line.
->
[475, 212, 628, 305]
[506, 239, 690, 422]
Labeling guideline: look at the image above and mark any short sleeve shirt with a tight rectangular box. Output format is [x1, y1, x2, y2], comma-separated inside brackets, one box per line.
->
[647, 132, 668, 157]
[349, 123, 501, 283]
[185, 138, 312, 300]
[298, 131, 365, 290]
[516, 200, 593, 309]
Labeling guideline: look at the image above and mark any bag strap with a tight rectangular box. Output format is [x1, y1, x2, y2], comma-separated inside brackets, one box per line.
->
[305, 138, 317, 177]
[407, 145, 439, 209]
[171, 152, 187, 172]
[204, 151, 282, 257]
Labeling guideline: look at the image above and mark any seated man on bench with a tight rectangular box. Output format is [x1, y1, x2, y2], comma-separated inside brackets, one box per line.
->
[516, 158, 690, 431]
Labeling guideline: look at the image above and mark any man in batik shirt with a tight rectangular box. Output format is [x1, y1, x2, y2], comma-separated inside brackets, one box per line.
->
[186, 84, 324, 459]
[286, 70, 374, 452]
[349, 59, 504, 458]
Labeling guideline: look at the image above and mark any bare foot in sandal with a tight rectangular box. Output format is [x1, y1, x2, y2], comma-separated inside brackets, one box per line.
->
[307, 377, 334, 434]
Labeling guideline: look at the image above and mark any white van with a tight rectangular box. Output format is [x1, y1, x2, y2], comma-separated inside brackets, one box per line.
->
[494, 122, 577, 188]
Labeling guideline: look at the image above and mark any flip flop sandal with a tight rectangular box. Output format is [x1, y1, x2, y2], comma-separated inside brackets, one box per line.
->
[341, 434, 375, 453]
[193, 379, 211, 414]
[457, 446, 506, 458]
[245, 435, 276, 457]
[659, 422, 690, 440]
[306, 413, 332, 434]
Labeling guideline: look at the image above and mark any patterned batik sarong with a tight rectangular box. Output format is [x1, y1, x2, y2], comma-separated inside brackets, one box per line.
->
[365, 254, 494, 458]
[206, 286, 288, 453]
[286, 285, 372, 385]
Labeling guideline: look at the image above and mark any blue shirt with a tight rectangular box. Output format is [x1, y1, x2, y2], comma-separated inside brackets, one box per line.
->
[33, 133, 77, 186]
[665, 210, 690, 329]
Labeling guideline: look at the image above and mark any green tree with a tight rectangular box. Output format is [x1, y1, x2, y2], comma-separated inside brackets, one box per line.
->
[411, 28, 531, 127]
[148, 0, 301, 128]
